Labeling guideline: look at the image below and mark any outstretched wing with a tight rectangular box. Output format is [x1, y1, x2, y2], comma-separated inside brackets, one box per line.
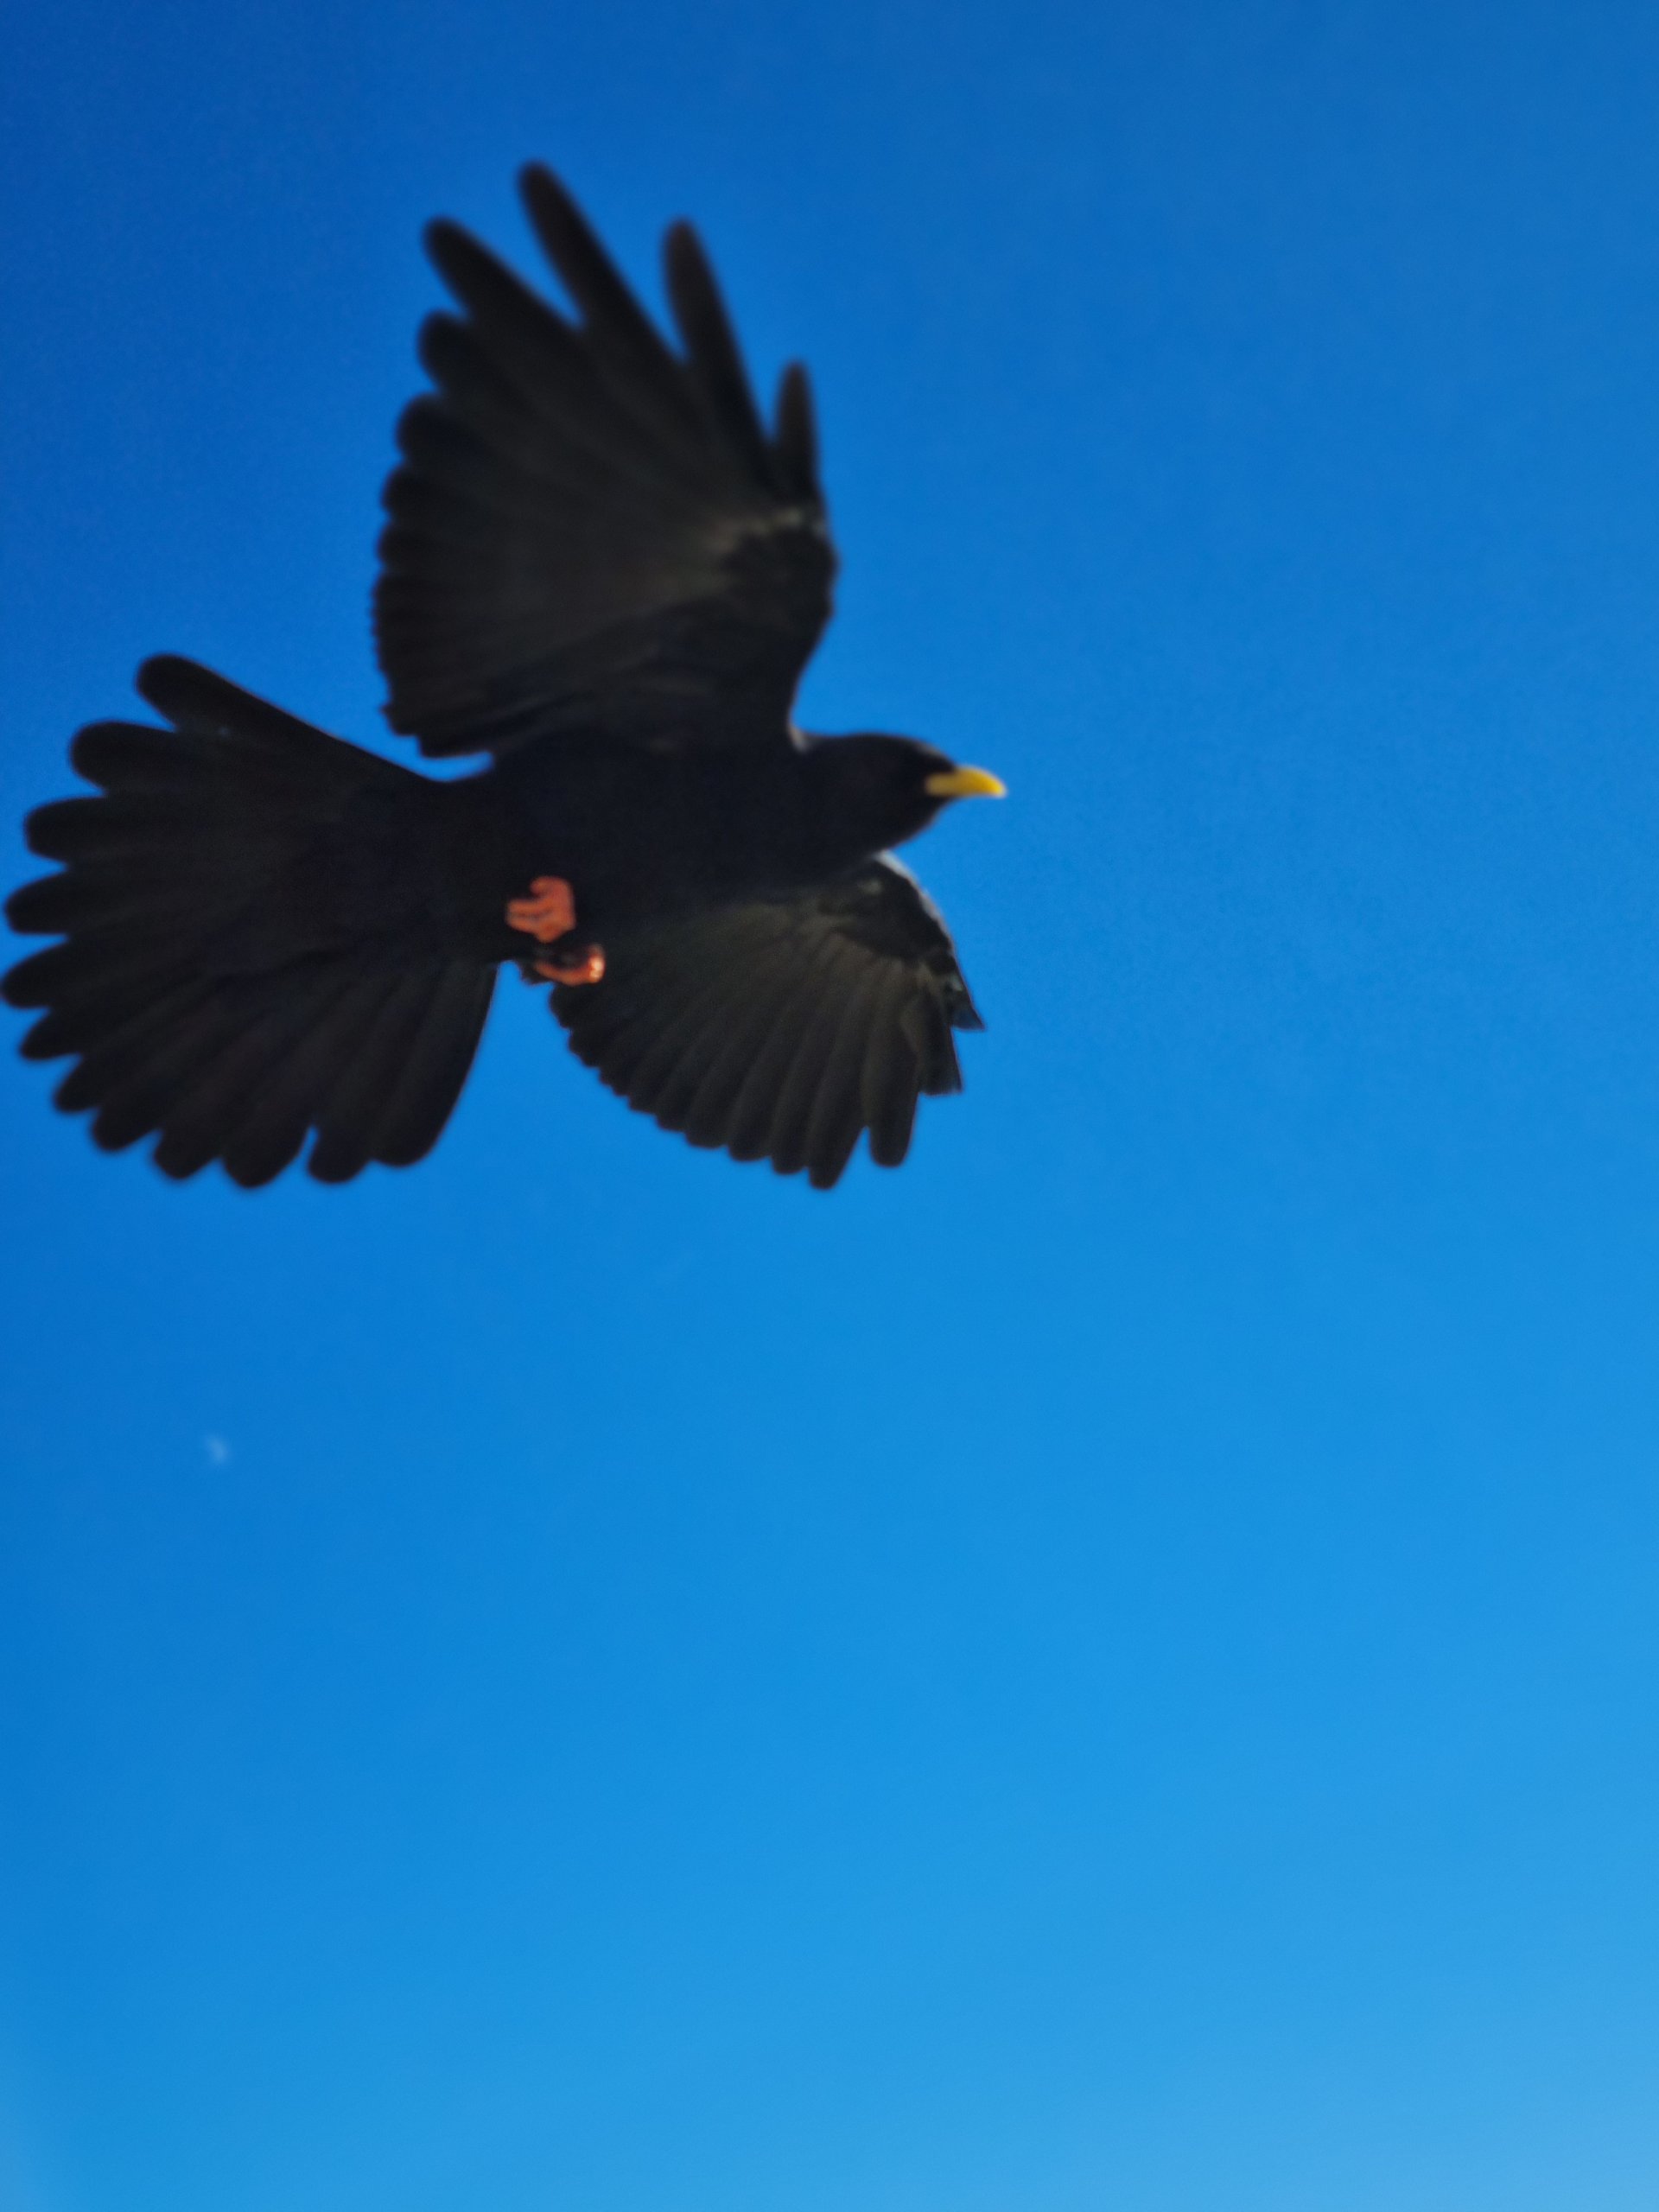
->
[375, 165, 836, 758]
[550, 858, 982, 1188]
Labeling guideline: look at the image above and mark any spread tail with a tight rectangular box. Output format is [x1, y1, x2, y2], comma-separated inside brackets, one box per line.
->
[3, 657, 497, 1185]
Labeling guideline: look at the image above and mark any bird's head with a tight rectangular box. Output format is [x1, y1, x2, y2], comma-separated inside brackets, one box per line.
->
[803, 734, 1006, 859]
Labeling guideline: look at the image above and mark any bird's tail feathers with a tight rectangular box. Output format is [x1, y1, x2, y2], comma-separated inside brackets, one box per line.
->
[3, 657, 496, 1185]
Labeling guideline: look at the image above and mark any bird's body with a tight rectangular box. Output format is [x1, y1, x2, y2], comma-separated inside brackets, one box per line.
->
[4, 168, 1001, 1189]
[484, 729, 966, 937]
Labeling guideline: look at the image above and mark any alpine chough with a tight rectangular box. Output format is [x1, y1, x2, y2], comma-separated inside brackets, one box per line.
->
[3, 167, 1003, 1191]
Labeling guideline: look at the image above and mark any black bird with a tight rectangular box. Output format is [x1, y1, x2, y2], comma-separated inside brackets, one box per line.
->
[3, 167, 1003, 1191]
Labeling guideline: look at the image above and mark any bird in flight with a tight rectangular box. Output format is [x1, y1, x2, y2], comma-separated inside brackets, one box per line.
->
[3, 166, 1002, 1191]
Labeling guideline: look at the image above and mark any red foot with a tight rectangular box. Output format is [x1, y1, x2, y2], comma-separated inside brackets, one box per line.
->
[505, 875, 606, 987]
[506, 875, 577, 944]
[535, 947, 607, 985]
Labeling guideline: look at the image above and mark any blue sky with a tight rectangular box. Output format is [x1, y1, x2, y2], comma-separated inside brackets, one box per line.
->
[4, 1, 1659, 2207]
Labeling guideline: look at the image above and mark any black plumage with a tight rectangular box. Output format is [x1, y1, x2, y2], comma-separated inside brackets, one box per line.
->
[3, 167, 1000, 1189]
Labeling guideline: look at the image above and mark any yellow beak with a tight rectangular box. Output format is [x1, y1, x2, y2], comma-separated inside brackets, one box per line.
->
[924, 765, 1007, 801]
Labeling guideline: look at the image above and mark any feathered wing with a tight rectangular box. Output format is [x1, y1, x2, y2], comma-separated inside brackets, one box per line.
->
[375, 165, 836, 758]
[550, 858, 982, 1188]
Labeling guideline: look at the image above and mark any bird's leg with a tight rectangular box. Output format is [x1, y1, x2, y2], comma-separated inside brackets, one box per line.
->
[505, 876, 607, 987]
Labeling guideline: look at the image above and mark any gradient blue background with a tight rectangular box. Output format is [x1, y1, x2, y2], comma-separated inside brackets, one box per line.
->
[4, 3, 1659, 2207]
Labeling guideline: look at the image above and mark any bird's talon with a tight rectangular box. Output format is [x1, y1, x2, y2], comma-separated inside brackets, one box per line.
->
[505, 874, 578, 944]
[534, 945, 607, 987]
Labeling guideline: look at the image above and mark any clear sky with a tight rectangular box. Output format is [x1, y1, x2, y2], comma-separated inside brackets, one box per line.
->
[3, 2, 1659, 2208]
